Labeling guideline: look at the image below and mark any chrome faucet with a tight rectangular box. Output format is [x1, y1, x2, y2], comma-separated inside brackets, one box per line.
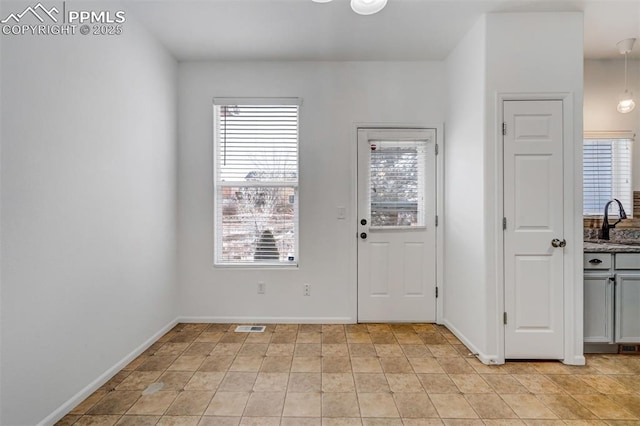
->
[601, 198, 627, 240]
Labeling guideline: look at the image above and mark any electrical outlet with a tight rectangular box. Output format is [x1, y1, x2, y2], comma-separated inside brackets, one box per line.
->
[257, 282, 266, 294]
[303, 283, 311, 296]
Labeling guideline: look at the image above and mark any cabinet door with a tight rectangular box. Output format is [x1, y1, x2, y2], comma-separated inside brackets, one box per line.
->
[615, 273, 640, 343]
[584, 273, 614, 343]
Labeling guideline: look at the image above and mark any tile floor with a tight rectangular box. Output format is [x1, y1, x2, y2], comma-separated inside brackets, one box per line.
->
[57, 323, 640, 425]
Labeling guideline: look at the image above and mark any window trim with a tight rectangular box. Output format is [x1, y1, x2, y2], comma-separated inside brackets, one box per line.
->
[212, 98, 301, 268]
[583, 131, 634, 218]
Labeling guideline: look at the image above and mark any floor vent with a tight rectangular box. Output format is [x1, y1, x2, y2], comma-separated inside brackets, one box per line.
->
[235, 325, 266, 333]
[618, 344, 640, 354]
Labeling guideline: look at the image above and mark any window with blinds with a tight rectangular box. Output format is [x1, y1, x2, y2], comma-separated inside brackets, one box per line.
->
[213, 98, 300, 266]
[583, 135, 633, 217]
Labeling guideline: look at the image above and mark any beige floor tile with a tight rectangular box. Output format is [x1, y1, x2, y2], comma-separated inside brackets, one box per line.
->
[402, 345, 432, 358]
[353, 373, 390, 393]
[361, 419, 403, 426]
[322, 392, 361, 417]
[481, 421, 526, 426]
[465, 393, 517, 419]
[324, 344, 350, 357]
[536, 394, 598, 420]
[283, 392, 322, 417]
[323, 373, 356, 392]
[545, 375, 598, 395]
[370, 333, 397, 344]
[418, 374, 459, 394]
[427, 345, 460, 358]
[204, 392, 250, 416]
[292, 356, 322, 372]
[380, 357, 413, 373]
[347, 333, 373, 344]
[323, 333, 348, 344]
[357, 393, 399, 418]
[530, 362, 572, 375]
[116, 371, 163, 391]
[323, 324, 346, 333]
[572, 394, 637, 420]
[374, 344, 404, 357]
[253, 372, 289, 392]
[116, 415, 161, 426]
[395, 333, 424, 345]
[244, 333, 273, 344]
[321, 418, 362, 426]
[237, 344, 268, 357]
[608, 393, 640, 417]
[512, 374, 564, 394]
[579, 375, 634, 394]
[385, 373, 424, 393]
[218, 372, 257, 392]
[296, 344, 322, 357]
[158, 371, 196, 391]
[198, 415, 241, 425]
[155, 343, 190, 357]
[429, 394, 478, 419]
[351, 358, 383, 373]
[88, 391, 142, 415]
[198, 355, 234, 372]
[409, 358, 445, 374]
[165, 390, 214, 416]
[194, 332, 224, 343]
[260, 356, 292, 373]
[70, 391, 109, 415]
[401, 419, 446, 425]
[228, 356, 263, 372]
[349, 345, 378, 359]
[282, 417, 322, 426]
[436, 358, 475, 374]
[184, 372, 225, 391]
[275, 324, 299, 333]
[184, 342, 216, 356]
[100, 371, 132, 392]
[500, 394, 558, 419]
[243, 391, 285, 417]
[297, 333, 322, 344]
[266, 343, 295, 357]
[482, 374, 529, 394]
[272, 332, 297, 344]
[440, 420, 484, 426]
[211, 343, 243, 357]
[323, 356, 352, 373]
[136, 356, 178, 372]
[288, 372, 321, 392]
[419, 333, 448, 345]
[74, 415, 121, 426]
[126, 391, 179, 415]
[367, 324, 391, 333]
[156, 416, 201, 426]
[449, 374, 493, 394]
[239, 417, 281, 426]
[393, 393, 439, 418]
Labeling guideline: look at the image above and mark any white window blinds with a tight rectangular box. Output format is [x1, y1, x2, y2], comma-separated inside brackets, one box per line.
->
[583, 134, 633, 217]
[213, 99, 300, 265]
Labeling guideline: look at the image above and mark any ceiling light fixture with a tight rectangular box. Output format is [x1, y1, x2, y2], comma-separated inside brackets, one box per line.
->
[312, 0, 388, 16]
[351, 0, 387, 15]
[617, 38, 636, 114]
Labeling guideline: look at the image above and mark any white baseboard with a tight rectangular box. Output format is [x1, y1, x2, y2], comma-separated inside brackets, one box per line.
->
[38, 317, 179, 426]
[178, 316, 355, 324]
[563, 355, 586, 366]
[442, 319, 502, 365]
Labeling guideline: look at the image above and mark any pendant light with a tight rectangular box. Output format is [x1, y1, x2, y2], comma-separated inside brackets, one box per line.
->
[312, 0, 388, 15]
[351, 0, 387, 15]
[617, 38, 636, 114]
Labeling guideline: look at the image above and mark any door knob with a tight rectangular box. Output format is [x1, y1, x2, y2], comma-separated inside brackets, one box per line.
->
[551, 238, 567, 248]
[360, 232, 367, 240]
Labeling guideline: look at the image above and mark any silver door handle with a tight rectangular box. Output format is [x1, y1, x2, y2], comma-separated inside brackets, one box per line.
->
[551, 238, 566, 248]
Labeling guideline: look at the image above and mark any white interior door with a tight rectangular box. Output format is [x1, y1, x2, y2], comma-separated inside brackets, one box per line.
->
[357, 128, 437, 322]
[503, 100, 565, 359]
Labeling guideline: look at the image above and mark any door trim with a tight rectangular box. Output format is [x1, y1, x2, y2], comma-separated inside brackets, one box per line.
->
[495, 93, 584, 365]
[351, 122, 444, 324]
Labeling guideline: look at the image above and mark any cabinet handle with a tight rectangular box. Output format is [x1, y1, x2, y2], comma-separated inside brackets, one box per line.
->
[589, 259, 603, 264]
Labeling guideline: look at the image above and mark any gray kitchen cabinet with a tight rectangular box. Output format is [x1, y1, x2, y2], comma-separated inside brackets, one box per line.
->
[615, 273, 640, 343]
[584, 251, 640, 348]
[584, 272, 614, 343]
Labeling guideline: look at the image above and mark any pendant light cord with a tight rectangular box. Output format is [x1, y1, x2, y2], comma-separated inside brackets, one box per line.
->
[625, 51, 629, 91]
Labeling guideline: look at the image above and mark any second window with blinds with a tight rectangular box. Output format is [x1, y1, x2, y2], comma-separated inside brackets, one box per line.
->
[213, 98, 300, 266]
[583, 133, 633, 217]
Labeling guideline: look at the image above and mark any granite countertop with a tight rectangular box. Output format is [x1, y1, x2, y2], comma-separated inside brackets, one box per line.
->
[584, 240, 640, 253]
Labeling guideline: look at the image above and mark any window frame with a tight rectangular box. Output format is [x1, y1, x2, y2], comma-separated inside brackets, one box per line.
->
[212, 97, 302, 268]
[583, 131, 634, 218]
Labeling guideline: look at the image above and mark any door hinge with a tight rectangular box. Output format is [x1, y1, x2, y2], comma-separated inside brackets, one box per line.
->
[435, 144, 439, 156]
[435, 215, 439, 227]
[503, 312, 507, 325]
[503, 217, 507, 230]
[435, 287, 439, 298]
[502, 122, 507, 136]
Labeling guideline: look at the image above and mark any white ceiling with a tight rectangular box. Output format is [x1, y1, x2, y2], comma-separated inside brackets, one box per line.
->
[126, 0, 640, 61]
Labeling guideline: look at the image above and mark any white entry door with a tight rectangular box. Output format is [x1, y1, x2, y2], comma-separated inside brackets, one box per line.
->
[357, 128, 437, 322]
[503, 100, 565, 359]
